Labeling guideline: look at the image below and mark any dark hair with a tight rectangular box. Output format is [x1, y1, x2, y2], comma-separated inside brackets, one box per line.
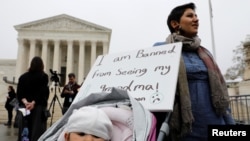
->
[8, 85, 15, 92]
[28, 56, 44, 72]
[68, 73, 75, 78]
[167, 2, 196, 33]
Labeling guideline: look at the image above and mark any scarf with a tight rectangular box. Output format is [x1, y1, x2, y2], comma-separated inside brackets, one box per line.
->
[166, 33, 230, 140]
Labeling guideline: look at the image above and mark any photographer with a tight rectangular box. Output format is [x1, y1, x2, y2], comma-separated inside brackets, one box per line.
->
[60, 73, 80, 115]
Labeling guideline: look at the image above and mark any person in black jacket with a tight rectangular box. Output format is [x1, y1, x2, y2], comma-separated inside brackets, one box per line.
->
[60, 73, 80, 115]
[4, 85, 16, 126]
[16, 56, 50, 141]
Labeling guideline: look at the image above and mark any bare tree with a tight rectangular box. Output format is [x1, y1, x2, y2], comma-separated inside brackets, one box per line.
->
[224, 41, 245, 80]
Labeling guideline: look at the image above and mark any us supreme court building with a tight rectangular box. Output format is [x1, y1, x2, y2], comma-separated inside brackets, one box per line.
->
[0, 14, 111, 122]
[0, 14, 111, 99]
[14, 14, 112, 85]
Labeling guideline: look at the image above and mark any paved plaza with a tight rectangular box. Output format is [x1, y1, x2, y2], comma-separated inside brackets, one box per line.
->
[0, 123, 18, 141]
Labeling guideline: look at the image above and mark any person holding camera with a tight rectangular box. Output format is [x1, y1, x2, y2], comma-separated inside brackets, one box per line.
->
[60, 73, 80, 115]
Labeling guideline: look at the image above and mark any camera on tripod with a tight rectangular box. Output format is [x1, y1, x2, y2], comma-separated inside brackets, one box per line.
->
[48, 69, 63, 126]
[49, 69, 61, 83]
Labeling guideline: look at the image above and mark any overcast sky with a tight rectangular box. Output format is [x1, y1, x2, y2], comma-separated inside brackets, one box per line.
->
[1, 0, 250, 74]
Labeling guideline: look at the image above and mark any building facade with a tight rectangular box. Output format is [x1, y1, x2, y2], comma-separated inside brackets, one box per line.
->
[14, 14, 111, 85]
[226, 35, 250, 96]
[0, 14, 112, 123]
[238, 35, 250, 95]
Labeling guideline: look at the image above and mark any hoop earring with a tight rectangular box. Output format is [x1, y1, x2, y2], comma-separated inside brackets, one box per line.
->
[176, 26, 181, 34]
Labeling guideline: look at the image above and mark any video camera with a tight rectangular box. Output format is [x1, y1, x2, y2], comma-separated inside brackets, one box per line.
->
[49, 69, 61, 83]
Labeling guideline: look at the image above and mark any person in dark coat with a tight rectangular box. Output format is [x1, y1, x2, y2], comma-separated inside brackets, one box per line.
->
[16, 56, 50, 141]
[60, 73, 80, 115]
[4, 85, 16, 126]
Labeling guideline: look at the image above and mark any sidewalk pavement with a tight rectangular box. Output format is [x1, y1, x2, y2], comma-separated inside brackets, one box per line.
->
[0, 123, 18, 141]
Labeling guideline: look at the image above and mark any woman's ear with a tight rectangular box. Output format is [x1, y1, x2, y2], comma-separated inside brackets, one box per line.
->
[170, 20, 180, 31]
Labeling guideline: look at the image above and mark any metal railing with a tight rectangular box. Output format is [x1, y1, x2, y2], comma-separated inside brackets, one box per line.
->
[229, 94, 250, 125]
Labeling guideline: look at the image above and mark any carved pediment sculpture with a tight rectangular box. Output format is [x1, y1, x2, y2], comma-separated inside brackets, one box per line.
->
[15, 14, 111, 32]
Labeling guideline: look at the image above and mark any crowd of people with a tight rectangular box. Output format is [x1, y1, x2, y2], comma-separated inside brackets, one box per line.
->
[2, 2, 236, 141]
[3, 56, 81, 141]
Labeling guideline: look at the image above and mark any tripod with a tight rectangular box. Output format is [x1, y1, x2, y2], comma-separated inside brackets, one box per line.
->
[48, 81, 63, 126]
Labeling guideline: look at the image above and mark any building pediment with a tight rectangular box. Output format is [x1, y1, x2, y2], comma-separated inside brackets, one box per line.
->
[14, 14, 111, 32]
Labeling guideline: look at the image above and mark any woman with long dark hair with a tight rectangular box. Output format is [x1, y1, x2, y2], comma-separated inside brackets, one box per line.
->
[16, 56, 50, 141]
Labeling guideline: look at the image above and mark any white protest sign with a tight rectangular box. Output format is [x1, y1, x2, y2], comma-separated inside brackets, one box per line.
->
[74, 42, 182, 111]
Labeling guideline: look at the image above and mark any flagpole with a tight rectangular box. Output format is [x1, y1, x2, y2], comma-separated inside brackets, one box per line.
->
[208, 0, 216, 61]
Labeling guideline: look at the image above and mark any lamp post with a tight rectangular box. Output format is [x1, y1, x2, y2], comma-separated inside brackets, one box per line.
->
[208, 0, 216, 61]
